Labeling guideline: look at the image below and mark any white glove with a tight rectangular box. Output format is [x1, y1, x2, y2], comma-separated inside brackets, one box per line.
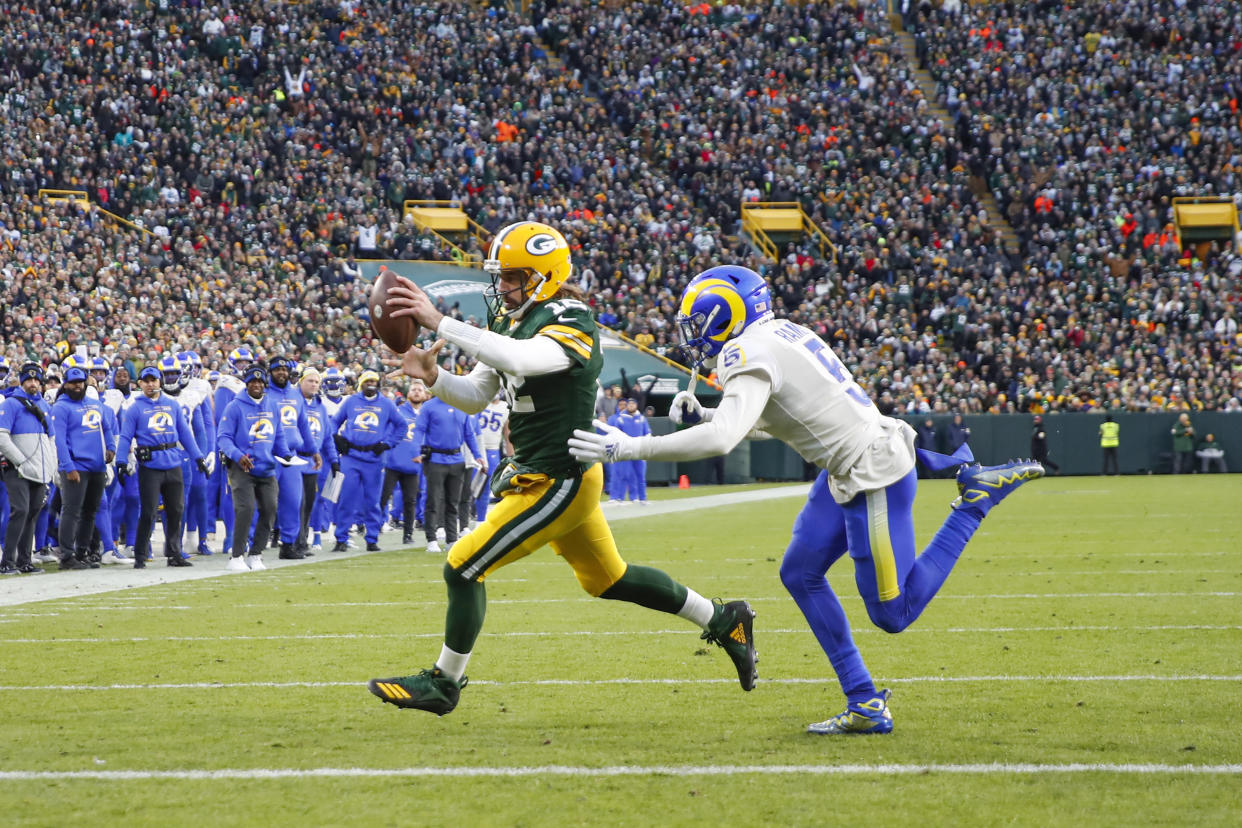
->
[669, 390, 703, 426]
[568, 423, 635, 464]
[202, 452, 217, 476]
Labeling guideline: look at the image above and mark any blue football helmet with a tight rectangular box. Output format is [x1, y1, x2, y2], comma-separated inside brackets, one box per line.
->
[61, 353, 89, 373]
[228, 346, 255, 375]
[322, 366, 345, 398]
[179, 350, 202, 379]
[158, 354, 183, 392]
[0, 355, 10, 381]
[90, 355, 109, 379]
[675, 265, 773, 364]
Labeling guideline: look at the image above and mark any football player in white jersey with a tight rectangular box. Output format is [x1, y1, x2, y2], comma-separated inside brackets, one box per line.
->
[472, 392, 510, 521]
[570, 265, 1044, 735]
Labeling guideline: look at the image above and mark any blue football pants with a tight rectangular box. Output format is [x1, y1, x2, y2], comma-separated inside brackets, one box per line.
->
[780, 469, 982, 703]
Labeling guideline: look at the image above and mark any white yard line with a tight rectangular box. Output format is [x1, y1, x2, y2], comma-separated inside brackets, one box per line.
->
[1, 674, 1239, 692]
[3, 590, 1237, 617]
[1, 624, 1238, 646]
[0, 763, 1238, 780]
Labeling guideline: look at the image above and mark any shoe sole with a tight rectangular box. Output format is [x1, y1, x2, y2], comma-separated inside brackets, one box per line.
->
[366, 679, 456, 716]
[807, 720, 894, 736]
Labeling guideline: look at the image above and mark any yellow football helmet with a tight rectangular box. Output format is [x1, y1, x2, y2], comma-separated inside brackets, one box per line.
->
[482, 221, 573, 323]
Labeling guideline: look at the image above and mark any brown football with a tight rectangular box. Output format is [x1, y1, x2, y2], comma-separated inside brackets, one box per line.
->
[368, 266, 418, 354]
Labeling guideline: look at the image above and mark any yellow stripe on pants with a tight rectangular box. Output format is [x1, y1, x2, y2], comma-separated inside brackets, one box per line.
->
[867, 490, 900, 602]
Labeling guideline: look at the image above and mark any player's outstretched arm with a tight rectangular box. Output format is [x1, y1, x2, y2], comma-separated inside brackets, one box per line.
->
[569, 374, 771, 463]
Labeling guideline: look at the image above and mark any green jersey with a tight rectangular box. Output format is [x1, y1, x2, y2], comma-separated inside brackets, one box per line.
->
[497, 298, 602, 477]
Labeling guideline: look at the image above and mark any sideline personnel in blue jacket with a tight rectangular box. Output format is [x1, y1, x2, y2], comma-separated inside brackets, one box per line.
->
[117, 365, 208, 569]
[51, 366, 116, 571]
[329, 370, 404, 552]
[217, 363, 293, 571]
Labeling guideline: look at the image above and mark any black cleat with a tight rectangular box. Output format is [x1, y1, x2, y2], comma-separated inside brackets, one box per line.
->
[331, 541, 350, 553]
[167, 556, 193, 567]
[702, 598, 759, 691]
[366, 542, 382, 552]
[368, 668, 466, 715]
[279, 543, 304, 560]
[59, 557, 90, 571]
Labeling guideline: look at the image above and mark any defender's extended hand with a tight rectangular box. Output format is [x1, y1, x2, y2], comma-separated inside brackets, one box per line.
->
[669, 390, 703, 426]
[568, 424, 634, 464]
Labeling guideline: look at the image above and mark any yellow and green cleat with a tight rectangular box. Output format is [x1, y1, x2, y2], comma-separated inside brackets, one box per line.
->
[701, 598, 758, 691]
[368, 668, 467, 715]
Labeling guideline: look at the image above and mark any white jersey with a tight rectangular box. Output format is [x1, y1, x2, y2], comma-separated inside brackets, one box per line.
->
[173, 380, 210, 417]
[717, 316, 915, 503]
[322, 395, 344, 419]
[102, 387, 138, 416]
[475, 400, 510, 452]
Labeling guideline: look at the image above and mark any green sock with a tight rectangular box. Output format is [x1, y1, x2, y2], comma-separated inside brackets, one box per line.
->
[599, 564, 689, 615]
[443, 563, 487, 654]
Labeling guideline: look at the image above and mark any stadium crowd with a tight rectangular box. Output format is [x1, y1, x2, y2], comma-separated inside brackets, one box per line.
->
[0, 0, 1239, 414]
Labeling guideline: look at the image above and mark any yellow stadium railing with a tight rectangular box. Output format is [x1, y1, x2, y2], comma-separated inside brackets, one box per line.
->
[607, 328, 723, 391]
[740, 201, 837, 263]
[95, 206, 155, 237]
[401, 199, 492, 265]
[38, 188, 90, 203]
[39, 189, 155, 237]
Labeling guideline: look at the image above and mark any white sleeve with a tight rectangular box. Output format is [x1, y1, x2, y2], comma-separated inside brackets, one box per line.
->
[428, 362, 501, 415]
[437, 317, 571, 377]
[628, 374, 772, 462]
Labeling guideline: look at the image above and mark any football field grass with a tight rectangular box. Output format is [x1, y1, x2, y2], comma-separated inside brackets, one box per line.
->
[1, 475, 1239, 826]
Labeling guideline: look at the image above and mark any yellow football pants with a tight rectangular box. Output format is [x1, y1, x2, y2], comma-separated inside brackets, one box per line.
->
[446, 463, 627, 596]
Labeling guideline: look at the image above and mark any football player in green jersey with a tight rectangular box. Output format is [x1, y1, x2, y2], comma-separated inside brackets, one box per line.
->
[366, 220, 757, 716]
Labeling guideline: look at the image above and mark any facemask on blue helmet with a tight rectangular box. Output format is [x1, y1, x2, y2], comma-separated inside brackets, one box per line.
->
[675, 266, 772, 366]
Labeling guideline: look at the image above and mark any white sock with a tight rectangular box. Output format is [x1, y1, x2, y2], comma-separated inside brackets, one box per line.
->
[677, 589, 716, 629]
[435, 645, 472, 682]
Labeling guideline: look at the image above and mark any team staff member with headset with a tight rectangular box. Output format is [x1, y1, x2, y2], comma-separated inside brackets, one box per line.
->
[0, 363, 57, 575]
[117, 366, 208, 569]
[217, 363, 293, 572]
[329, 370, 405, 553]
[51, 366, 116, 571]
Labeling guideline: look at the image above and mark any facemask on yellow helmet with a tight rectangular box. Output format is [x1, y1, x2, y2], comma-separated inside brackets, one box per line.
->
[482, 221, 573, 326]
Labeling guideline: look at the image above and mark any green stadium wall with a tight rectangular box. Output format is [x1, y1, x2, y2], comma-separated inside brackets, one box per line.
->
[642, 413, 1242, 485]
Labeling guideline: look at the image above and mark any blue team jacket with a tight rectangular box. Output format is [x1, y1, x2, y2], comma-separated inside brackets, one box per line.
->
[385, 404, 423, 474]
[302, 394, 340, 473]
[614, 411, 652, 439]
[413, 397, 481, 465]
[217, 391, 292, 478]
[330, 392, 405, 461]
[51, 394, 116, 473]
[117, 393, 204, 470]
[269, 380, 316, 455]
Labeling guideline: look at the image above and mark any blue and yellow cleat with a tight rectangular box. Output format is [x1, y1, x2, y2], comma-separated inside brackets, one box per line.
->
[807, 689, 893, 735]
[952, 459, 1044, 517]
